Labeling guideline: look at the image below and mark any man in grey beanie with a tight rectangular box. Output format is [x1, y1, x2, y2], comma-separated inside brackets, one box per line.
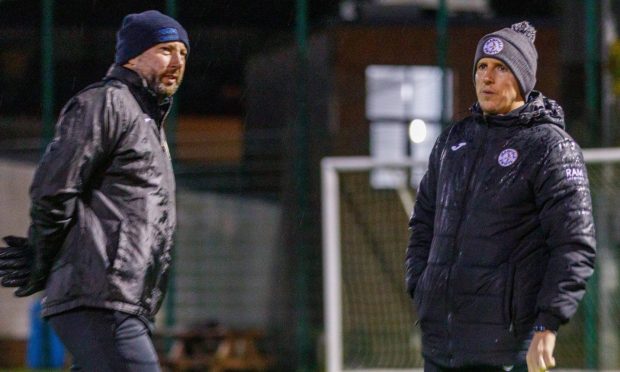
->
[406, 21, 596, 371]
[0, 10, 188, 371]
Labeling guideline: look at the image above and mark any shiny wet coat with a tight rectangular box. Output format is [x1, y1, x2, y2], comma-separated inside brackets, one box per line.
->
[28, 66, 176, 320]
[405, 91, 596, 367]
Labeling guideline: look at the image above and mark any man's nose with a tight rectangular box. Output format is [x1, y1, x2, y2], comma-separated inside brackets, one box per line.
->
[482, 70, 493, 83]
[170, 52, 184, 67]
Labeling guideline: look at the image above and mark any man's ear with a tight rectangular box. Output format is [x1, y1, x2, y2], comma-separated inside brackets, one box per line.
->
[124, 58, 137, 68]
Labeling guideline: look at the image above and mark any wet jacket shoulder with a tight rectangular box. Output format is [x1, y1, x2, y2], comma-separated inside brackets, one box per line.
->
[405, 92, 596, 366]
[28, 65, 176, 320]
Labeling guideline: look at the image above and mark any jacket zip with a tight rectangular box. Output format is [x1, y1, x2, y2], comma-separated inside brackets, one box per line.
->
[445, 120, 489, 363]
[160, 127, 172, 160]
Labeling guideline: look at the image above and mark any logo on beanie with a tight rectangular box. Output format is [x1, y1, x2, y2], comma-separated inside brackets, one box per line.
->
[157, 27, 179, 42]
[483, 37, 504, 55]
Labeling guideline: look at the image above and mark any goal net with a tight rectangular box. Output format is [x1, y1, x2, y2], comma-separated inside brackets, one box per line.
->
[322, 149, 620, 372]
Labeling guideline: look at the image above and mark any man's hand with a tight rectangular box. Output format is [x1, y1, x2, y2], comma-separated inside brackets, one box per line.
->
[0, 236, 41, 297]
[527, 330, 556, 372]
[0, 236, 32, 272]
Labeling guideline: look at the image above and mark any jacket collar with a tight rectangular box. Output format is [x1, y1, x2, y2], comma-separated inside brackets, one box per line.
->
[469, 91, 565, 130]
[104, 64, 172, 126]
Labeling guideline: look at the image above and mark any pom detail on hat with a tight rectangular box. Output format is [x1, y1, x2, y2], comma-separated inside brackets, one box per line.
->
[511, 21, 536, 43]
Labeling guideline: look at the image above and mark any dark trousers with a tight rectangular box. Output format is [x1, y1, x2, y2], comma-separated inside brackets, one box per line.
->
[424, 358, 527, 372]
[48, 307, 160, 372]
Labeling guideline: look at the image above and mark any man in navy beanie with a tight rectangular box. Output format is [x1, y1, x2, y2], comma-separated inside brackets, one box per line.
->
[0, 10, 189, 371]
[406, 21, 596, 371]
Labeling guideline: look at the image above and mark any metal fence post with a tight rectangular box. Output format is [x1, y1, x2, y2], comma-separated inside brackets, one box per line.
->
[295, 0, 312, 370]
[436, 0, 448, 128]
[164, 0, 178, 337]
[41, 0, 54, 148]
[165, 0, 179, 161]
[584, 0, 600, 368]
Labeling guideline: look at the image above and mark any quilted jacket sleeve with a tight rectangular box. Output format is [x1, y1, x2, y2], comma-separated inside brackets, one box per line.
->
[533, 137, 596, 331]
[405, 129, 449, 297]
[27, 94, 114, 290]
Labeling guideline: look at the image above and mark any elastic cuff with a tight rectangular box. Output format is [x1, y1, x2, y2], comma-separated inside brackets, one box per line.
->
[535, 312, 562, 332]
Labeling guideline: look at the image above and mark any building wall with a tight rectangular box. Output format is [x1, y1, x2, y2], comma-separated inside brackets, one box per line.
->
[0, 159, 36, 339]
[330, 21, 560, 155]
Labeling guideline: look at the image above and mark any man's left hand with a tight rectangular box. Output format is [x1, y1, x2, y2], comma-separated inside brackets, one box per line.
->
[526, 330, 556, 371]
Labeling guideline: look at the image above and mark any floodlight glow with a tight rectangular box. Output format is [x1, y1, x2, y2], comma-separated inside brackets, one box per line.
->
[409, 119, 427, 143]
[400, 84, 414, 101]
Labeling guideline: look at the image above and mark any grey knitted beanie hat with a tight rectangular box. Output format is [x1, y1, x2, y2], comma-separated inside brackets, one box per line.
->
[473, 21, 538, 98]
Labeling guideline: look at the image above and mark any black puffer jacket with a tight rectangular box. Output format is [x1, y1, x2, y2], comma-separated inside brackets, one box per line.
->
[405, 91, 596, 367]
[28, 65, 176, 320]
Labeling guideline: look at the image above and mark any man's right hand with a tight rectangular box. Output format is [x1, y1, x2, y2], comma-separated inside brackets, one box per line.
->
[527, 330, 557, 372]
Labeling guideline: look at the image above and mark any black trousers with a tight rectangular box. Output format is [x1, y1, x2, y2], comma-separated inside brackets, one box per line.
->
[48, 307, 160, 372]
[424, 358, 527, 372]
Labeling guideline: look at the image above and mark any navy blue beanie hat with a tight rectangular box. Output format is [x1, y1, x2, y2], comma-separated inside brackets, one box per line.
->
[115, 10, 190, 65]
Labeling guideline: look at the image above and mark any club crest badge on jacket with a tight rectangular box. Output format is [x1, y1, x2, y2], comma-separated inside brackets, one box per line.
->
[498, 148, 518, 167]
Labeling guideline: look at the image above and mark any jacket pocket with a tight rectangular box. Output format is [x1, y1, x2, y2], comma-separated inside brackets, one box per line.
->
[88, 191, 125, 268]
[413, 285, 424, 309]
[503, 263, 516, 332]
[413, 267, 431, 321]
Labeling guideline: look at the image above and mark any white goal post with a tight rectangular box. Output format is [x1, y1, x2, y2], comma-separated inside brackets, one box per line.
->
[321, 148, 620, 372]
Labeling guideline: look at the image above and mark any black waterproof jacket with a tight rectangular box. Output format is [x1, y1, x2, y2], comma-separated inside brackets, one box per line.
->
[28, 66, 176, 320]
[405, 92, 596, 367]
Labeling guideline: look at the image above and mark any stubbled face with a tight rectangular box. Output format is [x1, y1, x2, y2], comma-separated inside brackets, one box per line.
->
[125, 41, 187, 98]
[475, 57, 524, 115]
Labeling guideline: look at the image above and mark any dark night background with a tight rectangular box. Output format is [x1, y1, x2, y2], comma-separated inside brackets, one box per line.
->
[2, 1, 619, 371]
[0, 0, 560, 118]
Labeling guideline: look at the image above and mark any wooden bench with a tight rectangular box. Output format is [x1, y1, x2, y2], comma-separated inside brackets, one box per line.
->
[156, 325, 273, 372]
[210, 329, 273, 371]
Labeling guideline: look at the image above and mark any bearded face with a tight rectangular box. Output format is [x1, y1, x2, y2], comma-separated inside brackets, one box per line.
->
[125, 41, 187, 98]
[146, 68, 184, 97]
